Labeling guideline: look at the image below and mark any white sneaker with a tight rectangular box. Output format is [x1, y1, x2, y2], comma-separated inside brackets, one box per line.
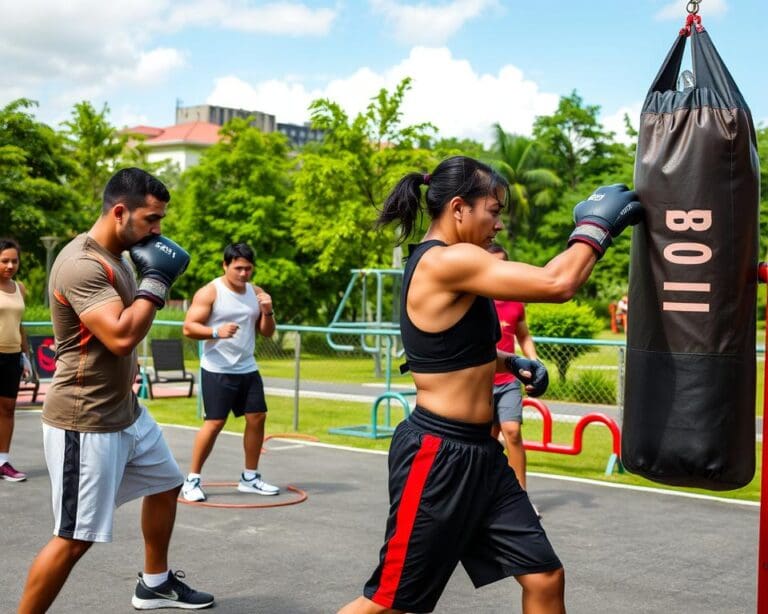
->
[182, 477, 207, 502]
[238, 472, 279, 496]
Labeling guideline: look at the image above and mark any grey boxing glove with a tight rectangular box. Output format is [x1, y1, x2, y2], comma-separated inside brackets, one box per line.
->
[129, 235, 190, 308]
[568, 184, 643, 258]
[505, 355, 549, 397]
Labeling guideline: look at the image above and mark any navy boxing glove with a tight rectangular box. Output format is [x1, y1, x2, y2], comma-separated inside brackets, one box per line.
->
[505, 355, 549, 397]
[129, 235, 190, 308]
[568, 184, 642, 258]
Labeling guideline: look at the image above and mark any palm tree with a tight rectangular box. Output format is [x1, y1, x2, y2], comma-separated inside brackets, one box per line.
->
[489, 123, 561, 244]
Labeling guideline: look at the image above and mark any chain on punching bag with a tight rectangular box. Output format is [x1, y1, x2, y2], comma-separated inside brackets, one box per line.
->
[622, 18, 760, 490]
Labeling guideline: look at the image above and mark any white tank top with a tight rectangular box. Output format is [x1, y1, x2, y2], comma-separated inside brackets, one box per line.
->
[200, 278, 260, 374]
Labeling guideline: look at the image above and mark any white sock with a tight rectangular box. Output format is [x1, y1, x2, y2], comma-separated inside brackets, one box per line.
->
[0, 453, 9, 465]
[186, 472, 201, 482]
[243, 469, 258, 480]
[143, 570, 170, 588]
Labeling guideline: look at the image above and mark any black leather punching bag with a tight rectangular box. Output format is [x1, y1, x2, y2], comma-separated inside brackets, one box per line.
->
[622, 26, 760, 490]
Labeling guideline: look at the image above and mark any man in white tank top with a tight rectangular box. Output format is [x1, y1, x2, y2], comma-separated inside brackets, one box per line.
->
[181, 243, 279, 502]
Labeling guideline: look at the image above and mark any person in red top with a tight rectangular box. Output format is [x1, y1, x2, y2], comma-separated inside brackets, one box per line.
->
[488, 244, 545, 517]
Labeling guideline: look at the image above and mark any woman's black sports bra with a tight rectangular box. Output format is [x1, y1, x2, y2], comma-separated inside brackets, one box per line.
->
[400, 240, 500, 374]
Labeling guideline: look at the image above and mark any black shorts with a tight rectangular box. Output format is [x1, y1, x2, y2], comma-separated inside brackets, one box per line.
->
[200, 368, 268, 420]
[363, 406, 562, 613]
[0, 352, 22, 399]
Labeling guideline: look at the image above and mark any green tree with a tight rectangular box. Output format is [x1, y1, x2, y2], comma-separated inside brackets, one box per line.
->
[429, 136, 487, 160]
[60, 101, 127, 216]
[488, 124, 560, 256]
[290, 78, 436, 321]
[532, 91, 627, 191]
[0, 99, 80, 303]
[166, 118, 310, 322]
[518, 95, 635, 302]
[757, 125, 768, 260]
[526, 302, 601, 382]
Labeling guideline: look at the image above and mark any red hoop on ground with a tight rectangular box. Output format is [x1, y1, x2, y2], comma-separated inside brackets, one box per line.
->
[178, 483, 308, 509]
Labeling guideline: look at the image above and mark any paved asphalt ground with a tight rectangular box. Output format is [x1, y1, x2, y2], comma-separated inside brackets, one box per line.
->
[1, 410, 760, 613]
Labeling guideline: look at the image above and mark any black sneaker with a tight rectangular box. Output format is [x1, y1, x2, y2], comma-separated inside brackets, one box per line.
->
[131, 570, 214, 610]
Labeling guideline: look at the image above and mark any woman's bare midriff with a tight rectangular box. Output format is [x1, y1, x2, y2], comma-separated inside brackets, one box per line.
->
[411, 360, 496, 424]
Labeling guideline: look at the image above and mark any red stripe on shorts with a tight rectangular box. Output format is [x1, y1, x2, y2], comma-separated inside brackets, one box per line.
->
[372, 433, 442, 608]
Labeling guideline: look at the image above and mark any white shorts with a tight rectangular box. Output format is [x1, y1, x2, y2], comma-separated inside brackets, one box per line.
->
[43, 406, 184, 543]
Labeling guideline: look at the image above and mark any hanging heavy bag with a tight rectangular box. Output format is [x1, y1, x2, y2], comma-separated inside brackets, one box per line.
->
[622, 23, 760, 490]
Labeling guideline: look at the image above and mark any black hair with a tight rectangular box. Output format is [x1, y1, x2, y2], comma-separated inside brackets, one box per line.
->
[102, 168, 170, 214]
[376, 155, 509, 244]
[487, 244, 508, 260]
[223, 242, 255, 265]
[0, 238, 20, 254]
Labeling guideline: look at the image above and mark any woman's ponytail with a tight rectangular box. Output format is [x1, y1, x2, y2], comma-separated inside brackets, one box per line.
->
[376, 172, 427, 244]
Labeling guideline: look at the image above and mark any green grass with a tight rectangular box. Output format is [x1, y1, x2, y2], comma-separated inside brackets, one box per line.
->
[145, 394, 761, 502]
[258, 355, 414, 387]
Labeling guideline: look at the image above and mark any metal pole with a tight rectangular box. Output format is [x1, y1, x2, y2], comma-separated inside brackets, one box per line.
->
[293, 332, 301, 431]
[617, 346, 625, 426]
[757, 262, 768, 614]
[40, 236, 60, 308]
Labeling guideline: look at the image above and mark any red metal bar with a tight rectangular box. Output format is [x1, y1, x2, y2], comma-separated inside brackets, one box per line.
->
[758, 262, 768, 613]
[522, 398, 621, 457]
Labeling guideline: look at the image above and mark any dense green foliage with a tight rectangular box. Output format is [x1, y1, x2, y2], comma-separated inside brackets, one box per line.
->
[527, 302, 602, 381]
[3, 84, 767, 326]
[290, 79, 435, 321]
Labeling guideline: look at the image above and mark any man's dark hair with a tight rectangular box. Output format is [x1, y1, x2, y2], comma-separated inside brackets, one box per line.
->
[223, 243, 255, 265]
[487, 244, 508, 260]
[102, 168, 170, 213]
[0, 238, 20, 254]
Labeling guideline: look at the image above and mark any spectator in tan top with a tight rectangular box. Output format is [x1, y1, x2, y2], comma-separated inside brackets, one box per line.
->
[18, 168, 214, 612]
[0, 237, 31, 482]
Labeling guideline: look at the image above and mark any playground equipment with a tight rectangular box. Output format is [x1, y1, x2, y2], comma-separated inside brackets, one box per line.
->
[522, 398, 623, 476]
[328, 334, 415, 439]
[326, 269, 403, 374]
[325, 269, 411, 437]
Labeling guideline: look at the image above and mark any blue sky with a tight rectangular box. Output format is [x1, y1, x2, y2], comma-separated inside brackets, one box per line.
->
[1, 0, 765, 145]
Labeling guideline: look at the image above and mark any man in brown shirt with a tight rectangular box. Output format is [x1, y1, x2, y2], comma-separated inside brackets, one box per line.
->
[18, 168, 214, 612]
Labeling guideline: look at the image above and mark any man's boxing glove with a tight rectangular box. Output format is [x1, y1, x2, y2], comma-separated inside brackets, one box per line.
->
[505, 355, 549, 398]
[567, 184, 643, 258]
[129, 235, 190, 308]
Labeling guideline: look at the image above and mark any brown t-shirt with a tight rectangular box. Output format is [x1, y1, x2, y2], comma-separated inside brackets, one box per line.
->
[42, 233, 140, 432]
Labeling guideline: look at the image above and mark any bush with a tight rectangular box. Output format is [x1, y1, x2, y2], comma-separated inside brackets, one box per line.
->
[23, 304, 51, 322]
[527, 302, 601, 382]
[544, 371, 616, 405]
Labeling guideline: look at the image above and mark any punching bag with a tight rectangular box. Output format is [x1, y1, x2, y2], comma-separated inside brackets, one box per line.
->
[622, 25, 760, 490]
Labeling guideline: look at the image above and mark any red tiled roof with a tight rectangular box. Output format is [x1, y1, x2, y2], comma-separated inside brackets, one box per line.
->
[121, 122, 223, 146]
[146, 121, 222, 146]
[123, 125, 165, 137]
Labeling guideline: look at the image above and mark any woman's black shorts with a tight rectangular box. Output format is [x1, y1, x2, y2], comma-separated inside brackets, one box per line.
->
[0, 352, 22, 399]
[363, 405, 562, 613]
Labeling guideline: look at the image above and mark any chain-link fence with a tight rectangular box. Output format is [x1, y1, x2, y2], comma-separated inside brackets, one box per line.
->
[21, 320, 765, 414]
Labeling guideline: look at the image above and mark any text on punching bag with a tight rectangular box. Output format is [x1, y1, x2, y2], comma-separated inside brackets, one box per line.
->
[662, 209, 711, 313]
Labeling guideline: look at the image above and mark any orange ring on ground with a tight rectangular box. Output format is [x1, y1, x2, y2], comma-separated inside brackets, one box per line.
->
[177, 483, 308, 509]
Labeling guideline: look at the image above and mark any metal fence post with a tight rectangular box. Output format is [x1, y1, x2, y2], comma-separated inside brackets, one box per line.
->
[293, 331, 301, 431]
[617, 346, 625, 425]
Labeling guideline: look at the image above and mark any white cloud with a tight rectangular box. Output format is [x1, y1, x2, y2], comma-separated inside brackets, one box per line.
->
[370, 0, 500, 45]
[655, 0, 728, 21]
[128, 48, 186, 86]
[207, 46, 559, 145]
[0, 0, 336, 121]
[600, 102, 643, 145]
[168, 1, 337, 35]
